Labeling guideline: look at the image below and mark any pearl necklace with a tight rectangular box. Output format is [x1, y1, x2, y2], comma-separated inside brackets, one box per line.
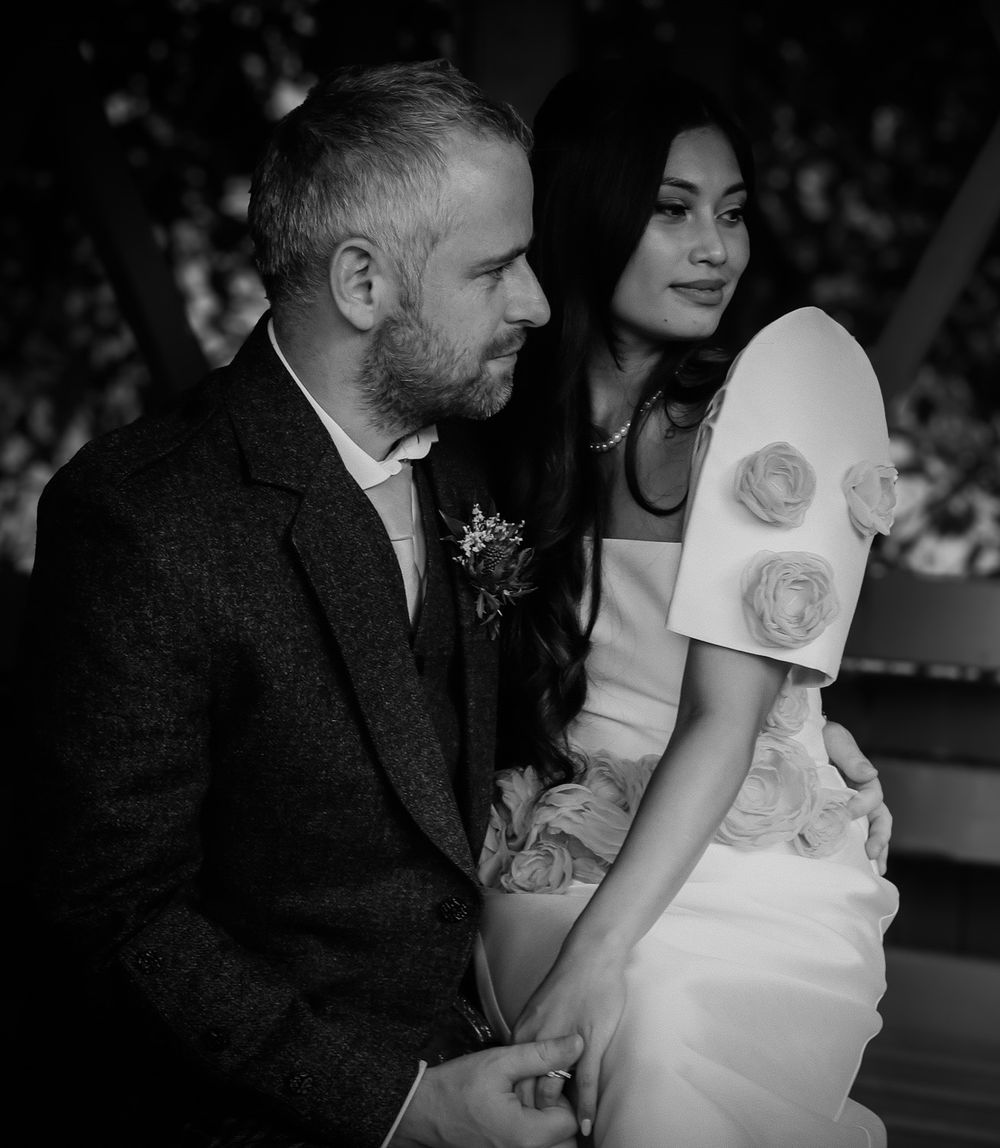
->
[589, 390, 664, 453]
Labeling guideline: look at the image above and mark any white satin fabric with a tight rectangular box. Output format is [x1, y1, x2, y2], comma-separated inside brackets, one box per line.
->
[477, 540, 897, 1147]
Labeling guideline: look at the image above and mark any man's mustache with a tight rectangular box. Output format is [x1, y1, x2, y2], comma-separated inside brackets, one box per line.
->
[487, 333, 527, 358]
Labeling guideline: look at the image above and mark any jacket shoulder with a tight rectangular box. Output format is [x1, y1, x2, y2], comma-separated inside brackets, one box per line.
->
[43, 370, 230, 508]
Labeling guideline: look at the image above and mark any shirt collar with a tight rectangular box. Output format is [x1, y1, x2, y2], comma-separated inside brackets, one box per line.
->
[268, 318, 437, 491]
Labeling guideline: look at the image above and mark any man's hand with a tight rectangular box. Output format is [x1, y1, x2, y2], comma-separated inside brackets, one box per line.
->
[822, 718, 892, 874]
[390, 1033, 582, 1148]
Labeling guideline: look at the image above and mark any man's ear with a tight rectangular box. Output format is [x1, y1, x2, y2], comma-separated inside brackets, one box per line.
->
[328, 239, 396, 332]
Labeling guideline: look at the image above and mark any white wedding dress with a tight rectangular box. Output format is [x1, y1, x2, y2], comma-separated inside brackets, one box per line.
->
[476, 312, 900, 1147]
[476, 541, 898, 1147]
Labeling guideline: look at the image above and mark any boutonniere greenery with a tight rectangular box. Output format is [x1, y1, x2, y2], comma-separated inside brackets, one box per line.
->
[440, 504, 535, 639]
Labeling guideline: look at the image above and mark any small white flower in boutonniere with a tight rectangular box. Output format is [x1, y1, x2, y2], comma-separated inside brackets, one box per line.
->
[440, 504, 535, 639]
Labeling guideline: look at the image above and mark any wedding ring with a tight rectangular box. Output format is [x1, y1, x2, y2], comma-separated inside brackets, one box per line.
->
[544, 1068, 574, 1080]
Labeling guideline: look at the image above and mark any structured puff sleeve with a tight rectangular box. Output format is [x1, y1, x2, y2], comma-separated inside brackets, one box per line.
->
[667, 307, 896, 688]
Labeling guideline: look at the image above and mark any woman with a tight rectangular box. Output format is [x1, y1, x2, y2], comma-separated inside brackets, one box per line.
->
[475, 61, 898, 1146]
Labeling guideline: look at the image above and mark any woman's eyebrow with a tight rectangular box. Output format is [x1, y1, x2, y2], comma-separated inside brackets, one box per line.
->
[660, 177, 747, 196]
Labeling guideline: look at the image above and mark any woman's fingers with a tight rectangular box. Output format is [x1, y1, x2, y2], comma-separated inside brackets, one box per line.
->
[574, 1047, 602, 1140]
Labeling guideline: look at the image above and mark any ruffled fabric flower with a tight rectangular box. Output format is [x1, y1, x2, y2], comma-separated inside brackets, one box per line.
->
[741, 550, 840, 649]
[715, 733, 821, 849]
[494, 765, 544, 849]
[733, 441, 816, 527]
[842, 461, 898, 537]
[479, 759, 639, 892]
[528, 783, 631, 864]
[500, 840, 575, 893]
[794, 788, 852, 858]
[762, 679, 810, 736]
[477, 804, 512, 887]
[579, 749, 658, 815]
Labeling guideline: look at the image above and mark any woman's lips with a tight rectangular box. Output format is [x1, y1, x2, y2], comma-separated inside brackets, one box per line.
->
[671, 281, 727, 305]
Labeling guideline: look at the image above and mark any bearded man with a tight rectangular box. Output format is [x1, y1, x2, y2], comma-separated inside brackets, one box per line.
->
[17, 60, 581, 1148]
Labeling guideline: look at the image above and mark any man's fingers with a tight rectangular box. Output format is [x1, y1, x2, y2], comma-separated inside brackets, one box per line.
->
[823, 719, 878, 784]
[863, 803, 892, 865]
[515, 1075, 536, 1110]
[846, 775, 883, 820]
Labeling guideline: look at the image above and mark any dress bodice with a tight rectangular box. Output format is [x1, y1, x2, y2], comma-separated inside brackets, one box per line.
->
[567, 540, 687, 761]
[569, 537, 836, 786]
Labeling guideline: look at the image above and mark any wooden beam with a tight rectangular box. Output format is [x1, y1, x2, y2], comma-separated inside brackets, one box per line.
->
[51, 39, 209, 405]
[872, 107, 1000, 398]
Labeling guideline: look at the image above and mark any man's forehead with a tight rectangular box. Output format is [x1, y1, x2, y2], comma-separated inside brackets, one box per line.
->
[438, 132, 530, 190]
[430, 138, 533, 249]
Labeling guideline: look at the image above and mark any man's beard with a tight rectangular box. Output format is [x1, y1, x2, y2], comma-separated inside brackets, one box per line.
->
[359, 295, 522, 433]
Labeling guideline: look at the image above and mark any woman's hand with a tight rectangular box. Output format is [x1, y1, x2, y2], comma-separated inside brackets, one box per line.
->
[510, 942, 627, 1139]
[822, 718, 892, 874]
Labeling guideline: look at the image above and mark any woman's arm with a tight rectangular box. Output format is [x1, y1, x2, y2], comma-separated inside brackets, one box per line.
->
[512, 639, 787, 1132]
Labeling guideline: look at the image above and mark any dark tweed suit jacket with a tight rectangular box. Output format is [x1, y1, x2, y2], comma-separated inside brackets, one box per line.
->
[18, 317, 499, 1147]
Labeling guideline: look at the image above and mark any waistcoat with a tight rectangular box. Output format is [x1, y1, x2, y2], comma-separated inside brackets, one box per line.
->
[411, 463, 464, 793]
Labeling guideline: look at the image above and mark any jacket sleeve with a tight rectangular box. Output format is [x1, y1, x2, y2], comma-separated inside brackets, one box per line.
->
[18, 471, 427, 1148]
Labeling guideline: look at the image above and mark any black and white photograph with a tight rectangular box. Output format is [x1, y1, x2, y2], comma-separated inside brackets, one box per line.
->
[4, 3, 999, 1145]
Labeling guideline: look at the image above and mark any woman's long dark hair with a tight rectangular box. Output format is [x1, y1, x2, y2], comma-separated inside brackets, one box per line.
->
[490, 60, 756, 782]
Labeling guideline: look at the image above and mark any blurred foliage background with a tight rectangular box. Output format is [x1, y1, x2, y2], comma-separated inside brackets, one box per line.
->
[3, 0, 999, 589]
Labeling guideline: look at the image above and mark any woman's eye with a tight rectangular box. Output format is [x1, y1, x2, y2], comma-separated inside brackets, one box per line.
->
[656, 201, 688, 220]
[720, 205, 747, 225]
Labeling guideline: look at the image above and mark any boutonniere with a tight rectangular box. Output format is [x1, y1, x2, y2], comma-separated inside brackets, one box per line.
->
[440, 504, 535, 639]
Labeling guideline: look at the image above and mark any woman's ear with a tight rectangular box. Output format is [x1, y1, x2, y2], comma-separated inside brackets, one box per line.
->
[328, 239, 397, 332]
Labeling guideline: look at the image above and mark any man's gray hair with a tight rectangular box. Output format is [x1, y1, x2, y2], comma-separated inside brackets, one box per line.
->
[249, 59, 532, 318]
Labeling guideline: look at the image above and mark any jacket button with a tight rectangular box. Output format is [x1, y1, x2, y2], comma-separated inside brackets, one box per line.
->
[135, 949, 164, 974]
[438, 895, 472, 923]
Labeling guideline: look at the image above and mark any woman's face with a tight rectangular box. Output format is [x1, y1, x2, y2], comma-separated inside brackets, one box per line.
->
[609, 126, 749, 356]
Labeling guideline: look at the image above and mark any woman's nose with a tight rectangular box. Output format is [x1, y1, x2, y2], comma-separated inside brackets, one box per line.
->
[691, 219, 727, 265]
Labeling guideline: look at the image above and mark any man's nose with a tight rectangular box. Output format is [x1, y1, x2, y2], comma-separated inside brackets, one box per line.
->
[507, 259, 551, 328]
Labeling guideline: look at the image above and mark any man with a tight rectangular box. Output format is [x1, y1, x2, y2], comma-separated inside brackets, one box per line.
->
[17, 60, 888, 1148]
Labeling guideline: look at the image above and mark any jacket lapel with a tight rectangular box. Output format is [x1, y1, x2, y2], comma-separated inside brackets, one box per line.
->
[224, 318, 476, 879]
[424, 424, 500, 855]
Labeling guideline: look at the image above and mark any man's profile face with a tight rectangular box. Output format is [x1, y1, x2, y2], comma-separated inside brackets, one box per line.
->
[361, 135, 549, 431]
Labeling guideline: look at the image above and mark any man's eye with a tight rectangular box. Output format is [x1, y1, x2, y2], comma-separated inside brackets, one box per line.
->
[487, 262, 513, 281]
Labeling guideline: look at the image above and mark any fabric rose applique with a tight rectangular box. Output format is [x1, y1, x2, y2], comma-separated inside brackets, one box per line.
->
[741, 550, 839, 649]
[762, 679, 810, 736]
[733, 441, 816, 527]
[842, 461, 898, 537]
[715, 733, 821, 849]
[578, 748, 657, 816]
[479, 752, 659, 892]
[715, 733, 851, 858]
[793, 788, 852, 859]
[500, 840, 576, 894]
